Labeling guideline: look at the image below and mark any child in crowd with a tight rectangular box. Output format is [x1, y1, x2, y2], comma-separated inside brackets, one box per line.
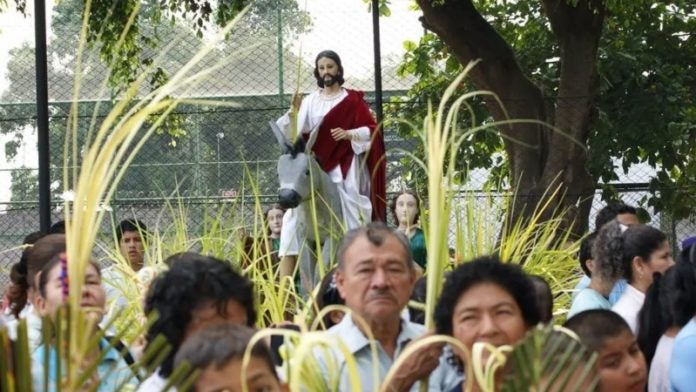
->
[5, 234, 66, 349]
[612, 224, 674, 334]
[529, 275, 554, 324]
[569, 221, 625, 317]
[637, 262, 696, 392]
[564, 309, 647, 392]
[314, 267, 344, 329]
[174, 323, 287, 392]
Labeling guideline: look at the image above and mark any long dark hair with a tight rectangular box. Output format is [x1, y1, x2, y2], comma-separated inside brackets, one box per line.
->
[622, 225, 667, 283]
[6, 231, 44, 317]
[637, 262, 696, 368]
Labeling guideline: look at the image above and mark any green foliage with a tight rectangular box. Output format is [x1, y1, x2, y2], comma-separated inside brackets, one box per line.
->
[9, 167, 39, 204]
[387, 33, 506, 195]
[393, 0, 696, 219]
[501, 325, 599, 391]
[0, 0, 312, 203]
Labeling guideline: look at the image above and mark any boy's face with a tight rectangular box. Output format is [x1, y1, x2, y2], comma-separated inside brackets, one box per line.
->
[195, 356, 286, 392]
[597, 330, 646, 392]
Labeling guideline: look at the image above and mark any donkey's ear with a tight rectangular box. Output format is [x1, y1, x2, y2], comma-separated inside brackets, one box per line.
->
[269, 121, 292, 154]
[293, 137, 306, 155]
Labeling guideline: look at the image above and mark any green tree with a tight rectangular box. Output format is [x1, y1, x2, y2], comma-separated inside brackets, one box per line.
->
[9, 167, 39, 203]
[1, 0, 312, 202]
[393, 0, 695, 234]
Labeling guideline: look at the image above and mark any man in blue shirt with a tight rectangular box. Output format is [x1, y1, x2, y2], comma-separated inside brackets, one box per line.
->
[317, 222, 461, 391]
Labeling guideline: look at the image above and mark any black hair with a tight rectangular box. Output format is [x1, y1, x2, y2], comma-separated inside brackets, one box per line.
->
[434, 255, 541, 336]
[390, 190, 421, 226]
[116, 219, 149, 243]
[409, 276, 428, 325]
[563, 309, 633, 353]
[336, 222, 412, 271]
[591, 220, 625, 283]
[144, 252, 256, 377]
[528, 275, 553, 324]
[48, 220, 66, 234]
[174, 324, 277, 382]
[678, 239, 695, 265]
[622, 225, 667, 283]
[638, 261, 696, 369]
[594, 202, 637, 231]
[314, 267, 344, 329]
[578, 232, 597, 277]
[7, 231, 44, 317]
[313, 50, 345, 88]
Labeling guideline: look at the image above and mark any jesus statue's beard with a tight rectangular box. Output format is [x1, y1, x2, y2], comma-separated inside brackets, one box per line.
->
[323, 74, 339, 87]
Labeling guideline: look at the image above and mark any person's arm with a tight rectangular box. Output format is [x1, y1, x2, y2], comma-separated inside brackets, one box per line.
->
[388, 333, 445, 392]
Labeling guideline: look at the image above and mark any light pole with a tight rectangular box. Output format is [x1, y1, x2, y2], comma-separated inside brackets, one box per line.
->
[216, 132, 224, 193]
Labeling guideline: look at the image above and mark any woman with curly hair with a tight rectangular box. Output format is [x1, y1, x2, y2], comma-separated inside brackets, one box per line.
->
[138, 252, 256, 391]
[435, 255, 541, 391]
[568, 220, 626, 318]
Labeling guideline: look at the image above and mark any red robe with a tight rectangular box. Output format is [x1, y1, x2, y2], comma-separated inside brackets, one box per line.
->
[305, 89, 386, 222]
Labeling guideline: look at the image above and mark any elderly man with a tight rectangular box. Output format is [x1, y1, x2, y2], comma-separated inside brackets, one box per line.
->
[317, 222, 462, 391]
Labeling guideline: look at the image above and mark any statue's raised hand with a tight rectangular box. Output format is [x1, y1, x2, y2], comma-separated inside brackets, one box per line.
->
[291, 92, 302, 113]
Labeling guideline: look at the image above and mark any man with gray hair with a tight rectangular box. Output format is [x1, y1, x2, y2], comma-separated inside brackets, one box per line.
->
[316, 222, 461, 391]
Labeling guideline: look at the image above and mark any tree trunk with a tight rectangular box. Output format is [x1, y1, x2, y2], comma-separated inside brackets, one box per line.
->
[416, 0, 605, 236]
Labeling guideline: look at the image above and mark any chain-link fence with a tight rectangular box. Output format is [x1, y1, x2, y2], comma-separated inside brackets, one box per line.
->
[0, 1, 693, 291]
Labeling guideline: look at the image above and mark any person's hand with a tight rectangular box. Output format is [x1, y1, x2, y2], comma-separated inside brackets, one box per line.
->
[389, 332, 444, 391]
[291, 92, 302, 113]
[331, 127, 350, 141]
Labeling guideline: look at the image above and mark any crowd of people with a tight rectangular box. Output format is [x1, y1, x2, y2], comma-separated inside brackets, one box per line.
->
[0, 200, 693, 391]
[0, 49, 694, 391]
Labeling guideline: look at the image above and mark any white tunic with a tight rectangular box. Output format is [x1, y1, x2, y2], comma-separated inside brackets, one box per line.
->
[276, 89, 373, 256]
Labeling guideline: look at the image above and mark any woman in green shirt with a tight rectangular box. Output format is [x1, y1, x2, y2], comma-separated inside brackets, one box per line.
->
[391, 190, 427, 269]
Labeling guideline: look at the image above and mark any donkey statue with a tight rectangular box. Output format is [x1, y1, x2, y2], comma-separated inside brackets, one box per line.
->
[270, 122, 344, 294]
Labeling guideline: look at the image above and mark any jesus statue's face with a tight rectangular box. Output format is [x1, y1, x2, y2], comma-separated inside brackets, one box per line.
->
[317, 57, 340, 87]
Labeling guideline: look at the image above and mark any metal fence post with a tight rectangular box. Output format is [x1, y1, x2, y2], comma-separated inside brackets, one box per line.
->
[35, 0, 51, 233]
[371, 0, 383, 126]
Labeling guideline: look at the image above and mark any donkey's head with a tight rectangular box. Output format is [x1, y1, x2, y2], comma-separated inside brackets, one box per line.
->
[277, 138, 312, 209]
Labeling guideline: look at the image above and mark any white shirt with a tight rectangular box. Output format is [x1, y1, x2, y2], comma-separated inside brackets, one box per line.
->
[612, 284, 645, 334]
[649, 334, 674, 392]
[137, 371, 174, 392]
[5, 305, 43, 353]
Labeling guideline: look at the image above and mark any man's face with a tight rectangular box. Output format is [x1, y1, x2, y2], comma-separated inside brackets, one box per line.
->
[316, 57, 340, 87]
[616, 213, 639, 227]
[119, 230, 144, 267]
[335, 233, 416, 324]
